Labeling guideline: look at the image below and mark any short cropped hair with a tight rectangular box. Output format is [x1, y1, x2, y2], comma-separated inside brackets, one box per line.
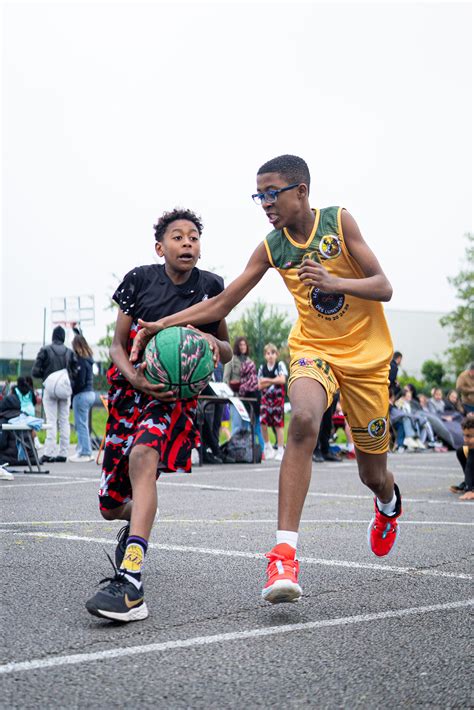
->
[461, 416, 474, 430]
[257, 155, 311, 191]
[154, 208, 203, 242]
[394, 351, 403, 359]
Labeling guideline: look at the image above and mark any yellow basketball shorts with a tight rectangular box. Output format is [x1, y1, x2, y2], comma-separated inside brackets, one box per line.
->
[288, 355, 390, 454]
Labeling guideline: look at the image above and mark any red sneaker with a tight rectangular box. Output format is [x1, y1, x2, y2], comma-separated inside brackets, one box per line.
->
[262, 543, 302, 604]
[367, 484, 402, 557]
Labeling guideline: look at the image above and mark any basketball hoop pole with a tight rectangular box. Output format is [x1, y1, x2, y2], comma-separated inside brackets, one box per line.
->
[42, 307, 47, 346]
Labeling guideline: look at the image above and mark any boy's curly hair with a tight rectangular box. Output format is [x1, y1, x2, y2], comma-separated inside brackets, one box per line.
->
[154, 208, 203, 242]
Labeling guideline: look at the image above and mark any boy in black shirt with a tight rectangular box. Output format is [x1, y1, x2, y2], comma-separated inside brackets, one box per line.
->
[85, 209, 232, 622]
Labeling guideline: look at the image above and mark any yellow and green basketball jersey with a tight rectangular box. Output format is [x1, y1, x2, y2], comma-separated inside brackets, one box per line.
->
[263, 206, 393, 373]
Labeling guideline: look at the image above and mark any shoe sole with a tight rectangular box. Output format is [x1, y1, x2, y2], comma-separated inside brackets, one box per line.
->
[367, 517, 400, 557]
[85, 601, 149, 622]
[262, 580, 302, 604]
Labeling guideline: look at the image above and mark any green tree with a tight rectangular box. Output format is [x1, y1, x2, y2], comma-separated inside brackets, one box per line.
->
[440, 232, 474, 375]
[97, 319, 116, 365]
[227, 300, 292, 366]
[421, 359, 445, 388]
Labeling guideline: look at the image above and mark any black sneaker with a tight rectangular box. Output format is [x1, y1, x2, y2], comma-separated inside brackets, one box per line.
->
[86, 567, 148, 622]
[39, 455, 56, 464]
[54, 456, 67, 463]
[115, 523, 130, 568]
[203, 448, 223, 464]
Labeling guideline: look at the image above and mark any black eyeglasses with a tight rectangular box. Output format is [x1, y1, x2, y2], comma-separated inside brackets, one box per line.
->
[251, 183, 299, 206]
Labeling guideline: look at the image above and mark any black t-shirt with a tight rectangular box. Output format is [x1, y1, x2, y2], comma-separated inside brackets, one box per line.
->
[109, 264, 224, 384]
[113, 264, 223, 330]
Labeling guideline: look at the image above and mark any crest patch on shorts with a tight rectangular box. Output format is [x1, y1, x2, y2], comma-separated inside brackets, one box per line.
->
[368, 417, 387, 438]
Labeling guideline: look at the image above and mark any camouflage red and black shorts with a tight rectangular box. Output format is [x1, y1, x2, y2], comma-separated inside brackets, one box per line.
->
[98, 383, 200, 511]
[260, 387, 285, 428]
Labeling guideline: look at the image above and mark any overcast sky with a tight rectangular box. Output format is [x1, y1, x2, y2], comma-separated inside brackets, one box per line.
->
[1, 0, 472, 349]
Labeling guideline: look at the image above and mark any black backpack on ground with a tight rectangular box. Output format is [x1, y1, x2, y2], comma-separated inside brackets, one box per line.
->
[219, 430, 262, 464]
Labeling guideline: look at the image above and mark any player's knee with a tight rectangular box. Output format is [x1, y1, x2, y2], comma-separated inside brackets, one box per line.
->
[288, 409, 319, 444]
[129, 444, 158, 475]
[100, 507, 119, 521]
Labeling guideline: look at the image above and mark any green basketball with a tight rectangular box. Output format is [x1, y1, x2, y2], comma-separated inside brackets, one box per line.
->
[144, 326, 215, 399]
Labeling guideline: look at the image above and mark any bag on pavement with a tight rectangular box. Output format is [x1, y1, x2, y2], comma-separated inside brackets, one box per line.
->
[220, 429, 262, 464]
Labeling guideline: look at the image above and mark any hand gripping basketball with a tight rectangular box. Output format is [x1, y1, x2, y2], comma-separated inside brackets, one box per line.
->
[144, 326, 215, 400]
[129, 319, 163, 363]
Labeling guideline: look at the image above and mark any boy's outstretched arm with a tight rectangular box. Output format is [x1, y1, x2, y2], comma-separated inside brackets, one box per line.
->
[298, 210, 393, 302]
[188, 318, 233, 366]
[130, 244, 270, 361]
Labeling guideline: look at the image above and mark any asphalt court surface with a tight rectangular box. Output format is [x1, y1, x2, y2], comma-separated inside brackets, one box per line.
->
[1, 451, 472, 708]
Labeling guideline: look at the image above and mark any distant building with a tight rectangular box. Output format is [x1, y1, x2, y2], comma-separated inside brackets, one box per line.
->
[0, 341, 106, 379]
[0, 307, 452, 381]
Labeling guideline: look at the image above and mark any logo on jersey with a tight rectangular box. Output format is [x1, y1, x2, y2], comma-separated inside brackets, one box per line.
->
[319, 235, 341, 260]
[368, 417, 387, 439]
[310, 289, 345, 316]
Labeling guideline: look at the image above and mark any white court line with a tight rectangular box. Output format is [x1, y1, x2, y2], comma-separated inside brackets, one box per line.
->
[0, 479, 94, 489]
[1, 517, 473, 527]
[2, 474, 73, 480]
[157, 481, 464, 506]
[10, 532, 473, 580]
[1, 598, 472, 676]
[0, 478, 464, 506]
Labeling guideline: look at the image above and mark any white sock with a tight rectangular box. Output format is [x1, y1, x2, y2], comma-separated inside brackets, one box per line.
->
[347, 443, 354, 452]
[376, 492, 397, 516]
[276, 530, 298, 550]
[277, 446, 284, 453]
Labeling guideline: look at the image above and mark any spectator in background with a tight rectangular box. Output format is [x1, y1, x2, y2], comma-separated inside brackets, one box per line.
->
[32, 326, 78, 464]
[14, 376, 37, 417]
[444, 389, 465, 419]
[456, 363, 474, 414]
[388, 351, 403, 398]
[69, 334, 95, 463]
[312, 394, 342, 462]
[224, 337, 254, 434]
[332, 399, 356, 459]
[238, 355, 265, 453]
[200, 362, 225, 465]
[388, 387, 409, 452]
[427, 387, 464, 449]
[395, 386, 427, 449]
[428, 387, 446, 417]
[258, 343, 287, 462]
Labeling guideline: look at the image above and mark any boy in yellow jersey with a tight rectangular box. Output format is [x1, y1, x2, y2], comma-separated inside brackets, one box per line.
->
[131, 155, 402, 604]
